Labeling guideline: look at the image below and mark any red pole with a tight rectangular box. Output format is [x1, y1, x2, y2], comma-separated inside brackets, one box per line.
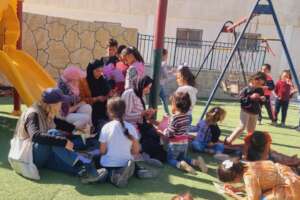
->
[12, 0, 23, 115]
[149, 0, 168, 111]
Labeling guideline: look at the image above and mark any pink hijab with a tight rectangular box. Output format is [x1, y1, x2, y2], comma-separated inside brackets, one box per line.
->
[62, 66, 86, 96]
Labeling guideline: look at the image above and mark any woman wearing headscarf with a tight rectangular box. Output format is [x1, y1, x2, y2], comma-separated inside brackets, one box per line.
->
[79, 59, 111, 130]
[58, 66, 92, 129]
[121, 76, 167, 162]
[9, 88, 107, 183]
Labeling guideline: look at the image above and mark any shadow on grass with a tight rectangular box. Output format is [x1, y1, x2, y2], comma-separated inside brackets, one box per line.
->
[0, 114, 226, 199]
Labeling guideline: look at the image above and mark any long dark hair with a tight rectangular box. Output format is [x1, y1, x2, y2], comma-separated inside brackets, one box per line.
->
[247, 131, 267, 161]
[107, 97, 134, 141]
[134, 76, 153, 109]
[86, 59, 104, 96]
[217, 160, 245, 182]
[121, 46, 144, 63]
[178, 67, 196, 87]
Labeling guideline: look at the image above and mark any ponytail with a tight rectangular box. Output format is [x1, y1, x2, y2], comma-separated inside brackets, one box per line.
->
[119, 118, 134, 141]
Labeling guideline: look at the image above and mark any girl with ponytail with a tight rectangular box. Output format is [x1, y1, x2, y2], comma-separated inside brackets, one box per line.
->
[99, 97, 140, 187]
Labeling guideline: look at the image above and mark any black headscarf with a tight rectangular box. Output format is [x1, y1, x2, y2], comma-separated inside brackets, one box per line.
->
[86, 58, 107, 97]
[134, 75, 153, 109]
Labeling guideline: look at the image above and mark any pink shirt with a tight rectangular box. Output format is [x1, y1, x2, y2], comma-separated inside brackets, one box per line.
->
[103, 63, 125, 83]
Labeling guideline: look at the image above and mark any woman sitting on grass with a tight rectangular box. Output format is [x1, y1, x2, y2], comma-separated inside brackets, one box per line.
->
[58, 65, 92, 129]
[99, 97, 139, 187]
[218, 159, 300, 200]
[122, 76, 167, 162]
[10, 88, 107, 183]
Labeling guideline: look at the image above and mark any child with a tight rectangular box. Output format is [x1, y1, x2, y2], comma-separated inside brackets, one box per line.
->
[225, 72, 266, 144]
[274, 70, 297, 127]
[103, 39, 125, 95]
[191, 107, 227, 157]
[163, 92, 207, 174]
[116, 45, 129, 76]
[258, 64, 275, 124]
[159, 49, 172, 116]
[121, 47, 145, 89]
[176, 66, 198, 125]
[99, 97, 140, 187]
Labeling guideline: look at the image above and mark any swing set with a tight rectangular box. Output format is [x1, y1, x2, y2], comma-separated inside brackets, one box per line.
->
[198, 0, 300, 120]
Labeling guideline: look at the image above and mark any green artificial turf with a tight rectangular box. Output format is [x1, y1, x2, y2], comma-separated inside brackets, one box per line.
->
[0, 97, 299, 200]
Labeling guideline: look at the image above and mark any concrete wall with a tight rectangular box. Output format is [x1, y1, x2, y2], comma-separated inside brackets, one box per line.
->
[23, 0, 300, 80]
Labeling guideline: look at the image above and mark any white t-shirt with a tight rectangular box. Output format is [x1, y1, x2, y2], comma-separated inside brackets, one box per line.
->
[99, 120, 138, 167]
[176, 85, 198, 110]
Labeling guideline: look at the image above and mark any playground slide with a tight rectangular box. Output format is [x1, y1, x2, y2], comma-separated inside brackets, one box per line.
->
[0, 47, 56, 106]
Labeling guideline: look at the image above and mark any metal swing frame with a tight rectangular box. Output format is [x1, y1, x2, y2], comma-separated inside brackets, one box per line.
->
[199, 0, 300, 120]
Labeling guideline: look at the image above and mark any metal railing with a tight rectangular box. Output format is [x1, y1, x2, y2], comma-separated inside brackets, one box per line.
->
[137, 33, 267, 73]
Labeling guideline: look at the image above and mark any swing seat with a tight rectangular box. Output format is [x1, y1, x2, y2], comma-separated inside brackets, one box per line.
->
[221, 80, 244, 96]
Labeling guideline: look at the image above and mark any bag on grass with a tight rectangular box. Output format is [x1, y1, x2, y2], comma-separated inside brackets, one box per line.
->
[8, 137, 40, 180]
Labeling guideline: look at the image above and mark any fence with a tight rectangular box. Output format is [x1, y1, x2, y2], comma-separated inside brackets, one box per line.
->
[137, 33, 267, 73]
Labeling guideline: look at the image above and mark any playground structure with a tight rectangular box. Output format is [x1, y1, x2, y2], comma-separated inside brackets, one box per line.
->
[0, 0, 55, 108]
[199, 0, 300, 120]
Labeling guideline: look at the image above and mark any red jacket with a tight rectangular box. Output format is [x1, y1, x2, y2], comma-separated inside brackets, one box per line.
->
[275, 80, 291, 101]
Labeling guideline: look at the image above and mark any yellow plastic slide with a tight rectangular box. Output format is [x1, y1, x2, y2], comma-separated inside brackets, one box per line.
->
[0, 0, 56, 106]
[0, 47, 56, 106]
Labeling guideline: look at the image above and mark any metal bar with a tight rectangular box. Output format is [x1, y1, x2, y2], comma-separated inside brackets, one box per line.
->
[254, 4, 272, 15]
[267, 0, 300, 92]
[149, 0, 168, 111]
[200, 0, 261, 120]
[195, 21, 234, 78]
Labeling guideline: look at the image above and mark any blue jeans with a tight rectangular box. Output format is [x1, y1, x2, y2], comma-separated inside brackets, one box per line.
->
[274, 98, 289, 124]
[33, 143, 80, 175]
[167, 143, 192, 168]
[192, 140, 224, 154]
[159, 86, 170, 115]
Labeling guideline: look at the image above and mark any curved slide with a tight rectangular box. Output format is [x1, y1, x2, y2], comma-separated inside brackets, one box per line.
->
[0, 0, 56, 106]
[0, 47, 56, 106]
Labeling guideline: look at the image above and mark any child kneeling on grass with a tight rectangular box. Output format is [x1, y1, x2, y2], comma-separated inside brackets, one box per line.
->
[191, 107, 228, 160]
[99, 97, 140, 187]
[161, 92, 207, 174]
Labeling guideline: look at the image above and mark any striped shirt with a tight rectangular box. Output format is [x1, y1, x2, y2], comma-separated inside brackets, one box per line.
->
[121, 89, 145, 125]
[164, 113, 190, 143]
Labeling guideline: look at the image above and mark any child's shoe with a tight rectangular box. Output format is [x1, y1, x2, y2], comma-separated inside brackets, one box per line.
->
[281, 123, 286, 128]
[296, 126, 300, 132]
[179, 161, 197, 175]
[111, 160, 135, 187]
[192, 156, 208, 173]
[136, 166, 159, 179]
[78, 163, 108, 184]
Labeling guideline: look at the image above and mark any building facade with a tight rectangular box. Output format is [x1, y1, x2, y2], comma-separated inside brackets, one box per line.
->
[24, 0, 300, 78]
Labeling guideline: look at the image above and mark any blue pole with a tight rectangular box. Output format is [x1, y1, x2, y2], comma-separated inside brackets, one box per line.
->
[267, 0, 300, 92]
[200, 0, 261, 120]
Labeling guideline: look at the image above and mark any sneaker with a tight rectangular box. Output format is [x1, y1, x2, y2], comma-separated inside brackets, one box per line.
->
[79, 164, 108, 184]
[297, 126, 300, 132]
[193, 156, 208, 173]
[281, 123, 286, 128]
[111, 160, 135, 187]
[179, 161, 197, 175]
[214, 153, 230, 162]
[143, 158, 163, 168]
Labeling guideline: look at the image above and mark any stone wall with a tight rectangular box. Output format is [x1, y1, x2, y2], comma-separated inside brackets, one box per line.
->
[22, 12, 137, 79]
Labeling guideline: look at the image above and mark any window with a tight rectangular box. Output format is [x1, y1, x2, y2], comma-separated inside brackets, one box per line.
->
[176, 28, 203, 47]
[238, 33, 261, 51]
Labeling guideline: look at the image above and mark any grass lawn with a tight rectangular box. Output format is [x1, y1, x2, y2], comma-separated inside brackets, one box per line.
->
[0, 97, 299, 200]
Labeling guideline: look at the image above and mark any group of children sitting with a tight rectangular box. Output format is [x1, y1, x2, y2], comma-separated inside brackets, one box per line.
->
[9, 37, 300, 199]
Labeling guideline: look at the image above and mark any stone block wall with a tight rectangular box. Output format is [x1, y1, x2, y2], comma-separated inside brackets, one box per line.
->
[22, 13, 138, 79]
